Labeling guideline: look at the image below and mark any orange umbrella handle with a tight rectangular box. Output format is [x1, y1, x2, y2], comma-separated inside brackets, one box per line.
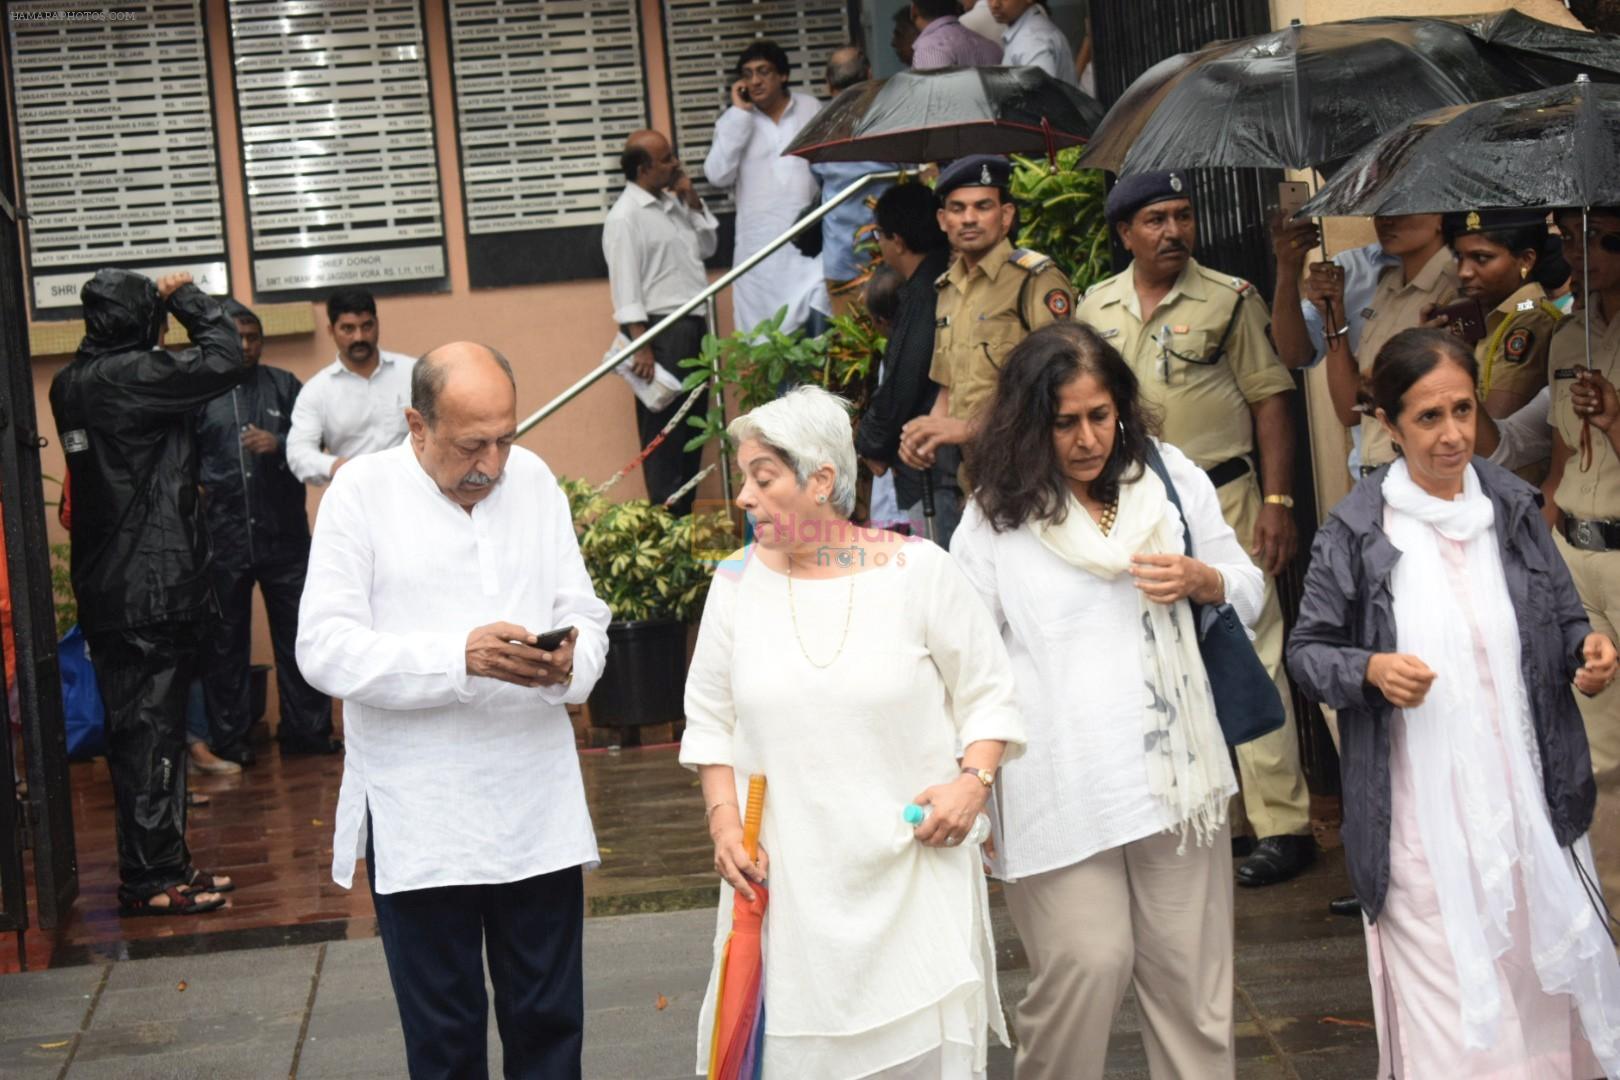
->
[741, 775, 767, 862]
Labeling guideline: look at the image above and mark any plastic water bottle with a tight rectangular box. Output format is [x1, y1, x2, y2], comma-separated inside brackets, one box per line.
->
[904, 803, 991, 846]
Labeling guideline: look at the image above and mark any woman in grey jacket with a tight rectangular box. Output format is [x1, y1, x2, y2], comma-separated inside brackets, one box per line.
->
[1288, 328, 1620, 1078]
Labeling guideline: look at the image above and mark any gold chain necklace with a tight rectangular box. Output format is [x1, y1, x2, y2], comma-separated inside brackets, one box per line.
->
[785, 556, 857, 669]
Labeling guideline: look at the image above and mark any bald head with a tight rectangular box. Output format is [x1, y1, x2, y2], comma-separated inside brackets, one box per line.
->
[826, 46, 868, 93]
[621, 129, 678, 191]
[413, 342, 516, 428]
[408, 343, 519, 510]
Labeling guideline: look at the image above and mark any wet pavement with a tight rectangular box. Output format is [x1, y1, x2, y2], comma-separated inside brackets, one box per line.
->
[1, 739, 1381, 1077]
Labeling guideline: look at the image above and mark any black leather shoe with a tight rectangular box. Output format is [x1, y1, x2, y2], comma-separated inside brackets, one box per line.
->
[1328, 895, 1363, 918]
[1235, 834, 1315, 887]
[279, 735, 344, 756]
[1231, 834, 1257, 859]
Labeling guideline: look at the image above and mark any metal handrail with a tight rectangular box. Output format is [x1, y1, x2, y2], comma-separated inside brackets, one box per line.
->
[514, 168, 916, 438]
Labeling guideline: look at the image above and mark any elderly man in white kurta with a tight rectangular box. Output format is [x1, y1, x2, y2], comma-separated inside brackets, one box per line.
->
[297, 342, 610, 1080]
[703, 39, 824, 337]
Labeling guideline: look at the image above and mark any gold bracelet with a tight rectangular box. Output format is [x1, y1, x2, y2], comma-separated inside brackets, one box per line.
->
[704, 801, 739, 822]
[1264, 494, 1295, 508]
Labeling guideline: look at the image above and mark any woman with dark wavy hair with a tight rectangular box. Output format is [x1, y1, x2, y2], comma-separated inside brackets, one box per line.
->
[951, 322, 1262, 1079]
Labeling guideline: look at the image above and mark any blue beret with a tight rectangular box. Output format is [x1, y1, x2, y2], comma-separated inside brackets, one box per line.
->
[936, 154, 1012, 199]
[1105, 170, 1192, 228]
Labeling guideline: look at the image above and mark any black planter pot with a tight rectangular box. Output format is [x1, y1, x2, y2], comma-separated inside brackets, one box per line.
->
[587, 618, 689, 742]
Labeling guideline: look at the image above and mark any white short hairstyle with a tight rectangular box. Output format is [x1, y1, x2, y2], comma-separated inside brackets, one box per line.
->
[728, 385, 857, 516]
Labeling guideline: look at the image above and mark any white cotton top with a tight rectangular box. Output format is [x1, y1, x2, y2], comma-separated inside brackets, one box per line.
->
[297, 443, 612, 894]
[285, 349, 416, 485]
[679, 539, 1025, 1080]
[702, 92, 825, 335]
[949, 442, 1260, 882]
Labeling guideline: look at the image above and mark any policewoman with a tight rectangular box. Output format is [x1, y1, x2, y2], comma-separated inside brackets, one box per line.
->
[1442, 209, 1566, 425]
[1545, 203, 1620, 921]
[900, 154, 1074, 493]
[1077, 172, 1313, 888]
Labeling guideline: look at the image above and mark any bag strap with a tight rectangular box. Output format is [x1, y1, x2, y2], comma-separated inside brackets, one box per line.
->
[1143, 441, 1194, 560]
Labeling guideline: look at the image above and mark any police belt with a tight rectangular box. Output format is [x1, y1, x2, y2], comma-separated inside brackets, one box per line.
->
[1204, 456, 1251, 488]
[1562, 515, 1620, 553]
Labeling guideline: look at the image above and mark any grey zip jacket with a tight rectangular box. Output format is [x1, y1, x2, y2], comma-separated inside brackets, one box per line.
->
[1286, 457, 1596, 921]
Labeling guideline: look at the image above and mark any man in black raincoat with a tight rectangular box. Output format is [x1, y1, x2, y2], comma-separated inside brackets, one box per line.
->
[50, 270, 248, 915]
[196, 301, 335, 763]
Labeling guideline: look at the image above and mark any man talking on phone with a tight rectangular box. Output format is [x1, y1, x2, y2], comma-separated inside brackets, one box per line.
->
[297, 342, 611, 1079]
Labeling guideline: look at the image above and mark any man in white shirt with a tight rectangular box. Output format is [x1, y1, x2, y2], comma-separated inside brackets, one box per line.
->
[285, 288, 416, 485]
[297, 342, 611, 1079]
[990, 0, 1081, 86]
[603, 129, 718, 514]
[959, 0, 1004, 42]
[703, 40, 824, 337]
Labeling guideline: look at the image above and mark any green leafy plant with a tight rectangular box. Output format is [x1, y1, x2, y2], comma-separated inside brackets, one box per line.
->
[50, 542, 75, 638]
[561, 478, 736, 624]
[678, 305, 887, 454]
[1010, 148, 1111, 294]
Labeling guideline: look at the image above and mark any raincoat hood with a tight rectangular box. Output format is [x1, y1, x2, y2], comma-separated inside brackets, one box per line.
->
[79, 268, 165, 356]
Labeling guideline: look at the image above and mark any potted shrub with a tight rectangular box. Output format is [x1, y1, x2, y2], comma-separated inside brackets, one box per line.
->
[562, 479, 735, 743]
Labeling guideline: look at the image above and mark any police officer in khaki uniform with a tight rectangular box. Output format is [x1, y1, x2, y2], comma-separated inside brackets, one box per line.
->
[1078, 172, 1313, 887]
[899, 155, 1073, 509]
[1544, 204, 1620, 920]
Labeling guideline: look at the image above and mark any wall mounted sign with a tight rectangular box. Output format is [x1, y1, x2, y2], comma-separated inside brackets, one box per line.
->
[5, 0, 230, 316]
[226, 0, 449, 300]
[446, 0, 650, 287]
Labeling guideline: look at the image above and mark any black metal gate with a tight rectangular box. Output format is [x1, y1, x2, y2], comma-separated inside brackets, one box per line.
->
[1089, 0, 1341, 798]
[0, 39, 79, 959]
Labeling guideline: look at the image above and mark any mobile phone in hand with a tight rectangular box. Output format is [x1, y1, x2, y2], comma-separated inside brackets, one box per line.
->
[533, 626, 574, 651]
[1277, 180, 1311, 219]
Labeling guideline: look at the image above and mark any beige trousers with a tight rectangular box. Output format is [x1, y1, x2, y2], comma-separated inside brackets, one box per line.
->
[1220, 476, 1311, 839]
[1555, 534, 1620, 919]
[1002, 826, 1236, 1080]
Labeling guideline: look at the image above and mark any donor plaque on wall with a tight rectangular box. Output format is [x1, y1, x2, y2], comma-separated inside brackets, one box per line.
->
[226, 0, 450, 301]
[4, 0, 231, 317]
[447, 0, 651, 287]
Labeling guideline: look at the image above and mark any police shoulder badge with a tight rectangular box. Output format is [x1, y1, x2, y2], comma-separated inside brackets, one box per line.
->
[1045, 289, 1072, 320]
[1504, 327, 1534, 363]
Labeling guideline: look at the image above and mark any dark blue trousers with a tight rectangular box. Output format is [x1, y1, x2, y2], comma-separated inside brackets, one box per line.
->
[366, 826, 584, 1080]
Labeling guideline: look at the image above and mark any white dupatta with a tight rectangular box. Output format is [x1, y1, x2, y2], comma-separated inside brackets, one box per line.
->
[1034, 461, 1233, 850]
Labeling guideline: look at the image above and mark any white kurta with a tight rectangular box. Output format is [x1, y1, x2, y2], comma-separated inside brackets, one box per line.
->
[703, 92, 824, 336]
[297, 443, 611, 894]
[949, 443, 1262, 882]
[679, 541, 1026, 1079]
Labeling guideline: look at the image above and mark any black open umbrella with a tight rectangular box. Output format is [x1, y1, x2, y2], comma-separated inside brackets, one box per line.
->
[1298, 76, 1620, 217]
[1077, 11, 1620, 175]
[784, 66, 1104, 165]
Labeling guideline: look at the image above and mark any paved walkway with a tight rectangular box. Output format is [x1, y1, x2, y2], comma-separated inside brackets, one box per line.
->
[1, 860, 1380, 1079]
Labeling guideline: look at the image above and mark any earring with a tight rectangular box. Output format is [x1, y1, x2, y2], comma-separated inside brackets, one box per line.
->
[816, 495, 827, 504]
[1521, 265, 1530, 281]
[1117, 420, 1125, 435]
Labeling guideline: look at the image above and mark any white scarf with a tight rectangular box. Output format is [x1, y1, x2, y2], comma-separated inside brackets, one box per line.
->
[1035, 460, 1233, 850]
[1383, 459, 1620, 1070]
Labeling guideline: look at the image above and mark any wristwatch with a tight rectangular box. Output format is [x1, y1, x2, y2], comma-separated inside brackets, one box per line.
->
[1263, 494, 1296, 509]
[961, 767, 995, 789]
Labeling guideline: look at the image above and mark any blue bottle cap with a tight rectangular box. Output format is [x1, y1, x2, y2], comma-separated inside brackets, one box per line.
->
[903, 803, 925, 826]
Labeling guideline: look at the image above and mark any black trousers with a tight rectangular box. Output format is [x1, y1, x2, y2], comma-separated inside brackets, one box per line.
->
[636, 314, 708, 516]
[202, 553, 331, 750]
[86, 620, 201, 896]
[367, 827, 585, 1080]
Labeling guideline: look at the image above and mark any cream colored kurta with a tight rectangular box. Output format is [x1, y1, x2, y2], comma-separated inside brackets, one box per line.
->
[679, 539, 1025, 1079]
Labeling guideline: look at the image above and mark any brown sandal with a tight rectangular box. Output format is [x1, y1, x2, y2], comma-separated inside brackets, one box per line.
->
[184, 867, 234, 893]
[118, 885, 226, 918]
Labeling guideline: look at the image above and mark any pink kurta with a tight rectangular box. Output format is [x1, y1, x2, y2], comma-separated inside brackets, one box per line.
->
[1365, 531, 1602, 1078]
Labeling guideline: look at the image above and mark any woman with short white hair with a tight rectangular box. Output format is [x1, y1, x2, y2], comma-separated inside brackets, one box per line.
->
[680, 385, 1026, 1079]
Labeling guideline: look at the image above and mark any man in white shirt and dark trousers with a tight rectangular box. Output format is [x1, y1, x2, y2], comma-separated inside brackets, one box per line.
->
[286, 288, 416, 485]
[703, 40, 824, 337]
[297, 343, 611, 1078]
[990, 0, 1080, 85]
[604, 129, 719, 514]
